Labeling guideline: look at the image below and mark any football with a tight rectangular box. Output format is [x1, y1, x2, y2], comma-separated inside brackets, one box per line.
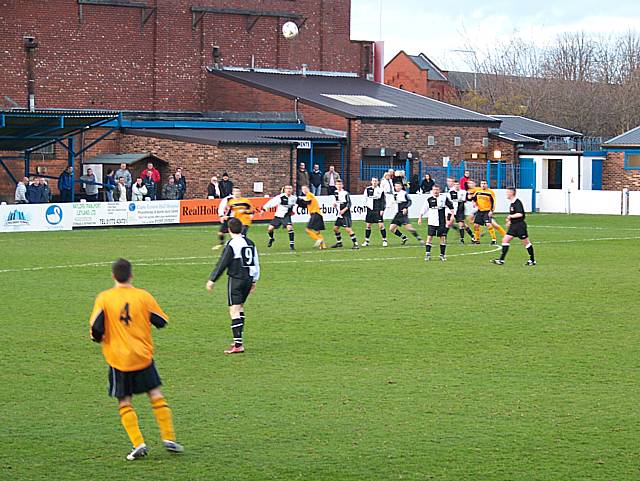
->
[282, 21, 299, 39]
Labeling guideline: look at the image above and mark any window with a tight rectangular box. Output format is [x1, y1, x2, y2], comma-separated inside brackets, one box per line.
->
[482, 137, 489, 147]
[32, 143, 55, 159]
[454, 136, 461, 147]
[427, 135, 435, 146]
[625, 153, 640, 169]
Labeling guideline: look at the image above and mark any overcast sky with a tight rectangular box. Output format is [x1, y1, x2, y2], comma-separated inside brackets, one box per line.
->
[351, 0, 640, 71]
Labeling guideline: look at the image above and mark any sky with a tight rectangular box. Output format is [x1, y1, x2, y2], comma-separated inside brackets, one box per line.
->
[350, 0, 640, 71]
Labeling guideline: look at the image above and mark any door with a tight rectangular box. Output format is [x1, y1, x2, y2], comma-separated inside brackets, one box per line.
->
[591, 159, 603, 190]
[547, 159, 563, 189]
[518, 158, 536, 189]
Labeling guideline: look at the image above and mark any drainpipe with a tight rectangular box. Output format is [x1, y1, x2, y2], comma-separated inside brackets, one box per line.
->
[24, 36, 38, 111]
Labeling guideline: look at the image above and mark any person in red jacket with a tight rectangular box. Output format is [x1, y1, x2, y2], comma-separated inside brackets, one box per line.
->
[459, 170, 471, 190]
[141, 162, 161, 184]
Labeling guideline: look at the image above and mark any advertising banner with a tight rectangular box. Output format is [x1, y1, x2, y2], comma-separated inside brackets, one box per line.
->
[0, 203, 73, 232]
[179, 198, 276, 224]
[73, 202, 128, 227]
[126, 201, 181, 225]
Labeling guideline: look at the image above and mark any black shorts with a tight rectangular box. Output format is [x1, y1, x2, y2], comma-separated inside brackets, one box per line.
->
[428, 225, 449, 237]
[365, 209, 383, 224]
[219, 220, 229, 233]
[307, 213, 325, 231]
[228, 277, 253, 306]
[474, 211, 491, 225]
[455, 204, 466, 223]
[507, 221, 529, 240]
[391, 213, 410, 226]
[108, 361, 161, 398]
[270, 215, 292, 229]
[335, 212, 352, 228]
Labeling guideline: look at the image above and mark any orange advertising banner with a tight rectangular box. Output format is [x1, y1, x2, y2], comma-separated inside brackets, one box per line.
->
[179, 198, 277, 224]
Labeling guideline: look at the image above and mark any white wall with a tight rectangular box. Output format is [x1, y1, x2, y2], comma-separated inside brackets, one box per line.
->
[569, 190, 622, 215]
[629, 191, 640, 215]
[537, 189, 567, 213]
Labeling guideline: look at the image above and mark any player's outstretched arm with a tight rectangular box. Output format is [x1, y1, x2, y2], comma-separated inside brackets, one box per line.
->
[207, 244, 234, 291]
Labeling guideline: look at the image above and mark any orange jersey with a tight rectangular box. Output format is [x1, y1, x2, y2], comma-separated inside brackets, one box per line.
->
[228, 197, 254, 226]
[474, 188, 496, 212]
[305, 192, 321, 215]
[89, 286, 168, 372]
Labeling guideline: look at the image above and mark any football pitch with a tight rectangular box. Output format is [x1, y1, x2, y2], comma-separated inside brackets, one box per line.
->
[1, 214, 639, 481]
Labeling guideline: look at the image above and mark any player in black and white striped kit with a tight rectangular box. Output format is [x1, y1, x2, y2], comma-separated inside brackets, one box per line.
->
[263, 185, 297, 250]
[418, 185, 454, 261]
[206, 218, 260, 354]
[362, 177, 388, 247]
[331, 180, 359, 249]
[389, 182, 423, 245]
[446, 177, 474, 244]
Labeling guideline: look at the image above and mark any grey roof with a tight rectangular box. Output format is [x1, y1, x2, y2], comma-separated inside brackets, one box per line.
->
[86, 153, 164, 165]
[210, 69, 499, 124]
[603, 125, 640, 147]
[488, 128, 542, 145]
[491, 115, 582, 138]
[122, 110, 300, 123]
[408, 54, 448, 82]
[124, 128, 344, 146]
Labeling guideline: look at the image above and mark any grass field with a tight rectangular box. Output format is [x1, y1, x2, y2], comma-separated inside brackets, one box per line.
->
[1, 213, 639, 481]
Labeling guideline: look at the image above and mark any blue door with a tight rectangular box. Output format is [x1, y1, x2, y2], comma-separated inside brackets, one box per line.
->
[591, 159, 603, 190]
[518, 158, 537, 212]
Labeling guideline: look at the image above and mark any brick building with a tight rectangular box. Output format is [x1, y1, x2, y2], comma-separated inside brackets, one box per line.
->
[384, 51, 456, 101]
[602, 126, 640, 190]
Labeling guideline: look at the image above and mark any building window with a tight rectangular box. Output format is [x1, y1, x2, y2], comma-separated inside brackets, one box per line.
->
[32, 143, 55, 159]
[625, 152, 640, 169]
[482, 137, 489, 147]
[427, 135, 435, 146]
[454, 136, 461, 147]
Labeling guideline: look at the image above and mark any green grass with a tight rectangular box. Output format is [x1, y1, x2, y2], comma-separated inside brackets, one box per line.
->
[1, 214, 639, 481]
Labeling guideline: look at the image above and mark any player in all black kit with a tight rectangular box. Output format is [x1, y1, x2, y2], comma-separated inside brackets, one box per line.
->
[389, 182, 423, 245]
[331, 180, 360, 249]
[491, 187, 536, 266]
[362, 177, 388, 247]
[207, 218, 261, 354]
[418, 184, 454, 261]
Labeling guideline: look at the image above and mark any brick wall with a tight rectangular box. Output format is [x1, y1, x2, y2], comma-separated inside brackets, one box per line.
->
[1, 0, 372, 111]
[488, 137, 517, 164]
[384, 53, 427, 96]
[603, 151, 640, 190]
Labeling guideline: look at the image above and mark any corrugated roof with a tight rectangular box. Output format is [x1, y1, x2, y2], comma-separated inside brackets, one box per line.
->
[488, 128, 542, 144]
[407, 54, 448, 82]
[491, 115, 582, 138]
[85, 153, 163, 165]
[604, 125, 640, 147]
[124, 128, 344, 146]
[210, 69, 499, 123]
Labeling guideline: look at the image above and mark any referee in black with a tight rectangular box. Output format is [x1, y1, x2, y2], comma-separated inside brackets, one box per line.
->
[492, 187, 536, 266]
[206, 217, 260, 353]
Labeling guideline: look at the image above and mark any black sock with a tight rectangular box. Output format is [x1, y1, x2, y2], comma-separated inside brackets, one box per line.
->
[289, 231, 295, 246]
[268, 231, 274, 240]
[426, 243, 432, 254]
[526, 243, 535, 261]
[365, 228, 371, 240]
[459, 228, 465, 240]
[466, 227, 473, 236]
[350, 234, 358, 245]
[231, 318, 244, 347]
[394, 229, 404, 238]
[219, 234, 225, 245]
[381, 228, 387, 240]
[335, 232, 342, 243]
[440, 243, 446, 256]
[500, 244, 509, 260]
[410, 229, 422, 241]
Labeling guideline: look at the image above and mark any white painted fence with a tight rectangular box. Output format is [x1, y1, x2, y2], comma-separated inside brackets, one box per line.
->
[536, 189, 640, 215]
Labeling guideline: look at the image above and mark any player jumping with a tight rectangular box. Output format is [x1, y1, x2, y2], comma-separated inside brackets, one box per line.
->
[331, 180, 359, 249]
[389, 182, 422, 245]
[263, 185, 297, 250]
[207, 218, 261, 353]
[89, 259, 184, 461]
[492, 187, 536, 266]
[418, 185, 454, 261]
[363, 177, 388, 247]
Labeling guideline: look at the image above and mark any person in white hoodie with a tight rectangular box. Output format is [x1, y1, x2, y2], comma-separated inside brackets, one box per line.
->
[131, 177, 148, 201]
[15, 177, 29, 204]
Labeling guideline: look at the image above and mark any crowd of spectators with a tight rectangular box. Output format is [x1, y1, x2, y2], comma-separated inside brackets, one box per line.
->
[14, 176, 52, 204]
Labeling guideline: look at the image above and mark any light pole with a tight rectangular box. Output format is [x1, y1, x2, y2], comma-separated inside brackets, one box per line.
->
[451, 49, 479, 91]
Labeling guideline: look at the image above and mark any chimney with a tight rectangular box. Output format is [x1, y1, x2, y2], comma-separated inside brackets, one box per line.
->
[212, 45, 221, 69]
[23, 36, 38, 111]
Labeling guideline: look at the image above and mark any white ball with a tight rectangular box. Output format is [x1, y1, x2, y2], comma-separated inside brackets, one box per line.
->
[282, 21, 299, 39]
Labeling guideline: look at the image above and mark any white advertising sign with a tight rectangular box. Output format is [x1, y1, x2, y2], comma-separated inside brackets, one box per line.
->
[126, 201, 180, 225]
[73, 202, 128, 227]
[0, 203, 73, 232]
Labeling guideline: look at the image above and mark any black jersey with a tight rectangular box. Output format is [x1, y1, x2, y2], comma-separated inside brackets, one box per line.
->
[509, 198, 526, 223]
[209, 235, 260, 283]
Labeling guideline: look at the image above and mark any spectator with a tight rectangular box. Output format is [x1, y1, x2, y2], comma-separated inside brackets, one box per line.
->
[459, 170, 471, 190]
[393, 170, 405, 186]
[115, 162, 132, 190]
[309, 164, 323, 196]
[26, 178, 42, 204]
[174, 168, 187, 199]
[132, 177, 148, 201]
[162, 176, 180, 200]
[104, 168, 116, 202]
[323, 165, 341, 196]
[207, 176, 221, 198]
[141, 162, 161, 184]
[80, 168, 99, 201]
[409, 173, 420, 194]
[58, 166, 73, 202]
[40, 178, 51, 203]
[420, 174, 435, 193]
[380, 172, 394, 195]
[220, 172, 233, 198]
[142, 170, 157, 200]
[296, 162, 310, 195]
[114, 176, 128, 202]
[15, 177, 28, 204]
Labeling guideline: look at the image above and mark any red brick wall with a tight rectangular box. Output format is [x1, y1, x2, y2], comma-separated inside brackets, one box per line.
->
[384, 53, 428, 96]
[1, 0, 372, 111]
[488, 137, 517, 164]
[603, 151, 640, 190]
